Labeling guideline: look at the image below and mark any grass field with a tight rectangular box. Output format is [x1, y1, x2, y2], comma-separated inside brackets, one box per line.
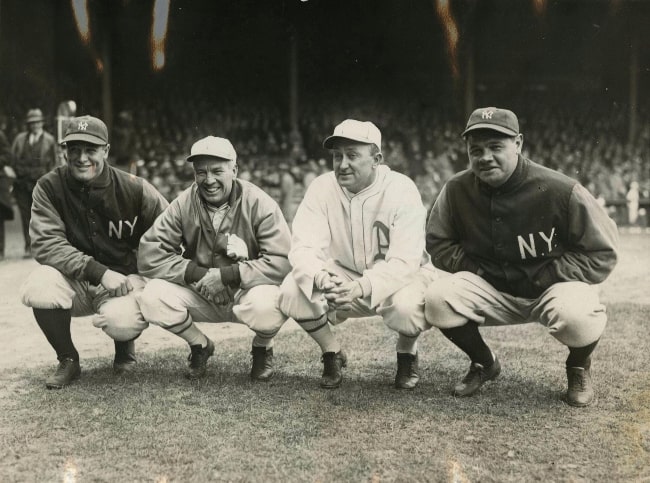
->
[0, 232, 648, 482]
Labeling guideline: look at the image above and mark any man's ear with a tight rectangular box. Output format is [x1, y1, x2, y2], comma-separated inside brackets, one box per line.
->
[373, 152, 383, 167]
[515, 134, 524, 154]
[104, 143, 111, 158]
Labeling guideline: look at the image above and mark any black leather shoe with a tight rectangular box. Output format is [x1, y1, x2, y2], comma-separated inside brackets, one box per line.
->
[250, 346, 274, 381]
[320, 350, 347, 389]
[395, 352, 420, 389]
[566, 366, 594, 407]
[113, 340, 137, 374]
[453, 355, 501, 397]
[46, 358, 81, 389]
[186, 338, 215, 380]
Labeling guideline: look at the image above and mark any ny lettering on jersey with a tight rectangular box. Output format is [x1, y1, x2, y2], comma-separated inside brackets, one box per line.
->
[108, 216, 139, 239]
[517, 227, 556, 260]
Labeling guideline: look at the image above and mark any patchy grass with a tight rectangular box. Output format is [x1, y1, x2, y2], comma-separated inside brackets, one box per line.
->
[0, 300, 648, 482]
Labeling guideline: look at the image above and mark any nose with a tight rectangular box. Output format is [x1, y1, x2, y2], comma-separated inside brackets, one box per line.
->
[339, 156, 350, 169]
[79, 148, 89, 162]
[479, 149, 493, 162]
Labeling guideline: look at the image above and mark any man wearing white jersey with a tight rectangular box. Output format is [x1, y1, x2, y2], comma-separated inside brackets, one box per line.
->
[279, 119, 437, 389]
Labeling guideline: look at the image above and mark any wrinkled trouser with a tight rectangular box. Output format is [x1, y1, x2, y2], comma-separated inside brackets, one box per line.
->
[279, 261, 438, 337]
[138, 279, 287, 343]
[424, 271, 607, 347]
[20, 264, 148, 341]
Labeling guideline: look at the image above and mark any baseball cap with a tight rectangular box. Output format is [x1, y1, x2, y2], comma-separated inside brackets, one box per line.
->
[462, 107, 519, 138]
[62, 115, 109, 145]
[186, 136, 237, 163]
[26, 108, 44, 124]
[323, 119, 382, 150]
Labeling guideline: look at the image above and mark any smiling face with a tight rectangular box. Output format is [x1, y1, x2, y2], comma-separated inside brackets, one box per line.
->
[65, 141, 109, 182]
[193, 156, 238, 207]
[466, 130, 523, 187]
[330, 140, 381, 194]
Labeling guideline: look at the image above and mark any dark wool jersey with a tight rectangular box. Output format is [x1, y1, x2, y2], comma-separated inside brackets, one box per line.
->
[30, 164, 168, 284]
[426, 156, 618, 299]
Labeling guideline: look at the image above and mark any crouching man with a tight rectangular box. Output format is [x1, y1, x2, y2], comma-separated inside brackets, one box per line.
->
[137, 136, 291, 380]
[20, 115, 168, 389]
[279, 119, 437, 389]
[424, 107, 619, 406]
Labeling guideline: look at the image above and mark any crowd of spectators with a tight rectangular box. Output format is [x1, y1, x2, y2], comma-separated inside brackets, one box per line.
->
[1, 92, 648, 226]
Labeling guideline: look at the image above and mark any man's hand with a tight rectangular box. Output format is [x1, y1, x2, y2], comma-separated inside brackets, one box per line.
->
[226, 233, 248, 261]
[195, 268, 226, 299]
[323, 278, 362, 312]
[100, 270, 133, 297]
[211, 288, 233, 306]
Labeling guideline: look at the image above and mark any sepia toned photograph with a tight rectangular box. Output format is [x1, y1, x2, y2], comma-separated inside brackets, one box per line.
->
[0, 0, 648, 481]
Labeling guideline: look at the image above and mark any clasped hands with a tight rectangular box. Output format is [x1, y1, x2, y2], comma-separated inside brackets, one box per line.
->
[314, 271, 363, 312]
[195, 268, 232, 305]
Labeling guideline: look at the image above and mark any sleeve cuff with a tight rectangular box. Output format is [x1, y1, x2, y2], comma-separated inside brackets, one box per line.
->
[184, 261, 209, 284]
[358, 277, 372, 298]
[220, 265, 241, 288]
[84, 259, 109, 285]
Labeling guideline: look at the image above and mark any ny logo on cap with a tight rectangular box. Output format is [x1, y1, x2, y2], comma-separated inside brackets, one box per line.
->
[78, 121, 89, 130]
[481, 110, 494, 120]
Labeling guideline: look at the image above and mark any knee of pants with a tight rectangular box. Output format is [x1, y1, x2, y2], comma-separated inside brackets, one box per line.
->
[278, 273, 325, 321]
[379, 287, 427, 337]
[94, 300, 148, 342]
[423, 276, 471, 329]
[542, 285, 607, 347]
[20, 265, 76, 309]
[235, 285, 287, 336]
[138, 278, 187, 327]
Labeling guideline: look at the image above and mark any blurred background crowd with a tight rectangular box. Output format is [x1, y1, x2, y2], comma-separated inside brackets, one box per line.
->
[1, 91, 648, 227]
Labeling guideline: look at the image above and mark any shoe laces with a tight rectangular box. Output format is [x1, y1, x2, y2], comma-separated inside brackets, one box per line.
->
[321, 352, 340, 375]
[56, 358, 76, 374]
[397, 353, 416, 376]
[569, 370, 586, 390]
[188, 345, 207, 366]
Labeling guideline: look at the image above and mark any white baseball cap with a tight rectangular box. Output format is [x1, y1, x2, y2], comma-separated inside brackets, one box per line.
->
[323, 119, 382, 150]
[186, 136, 237, 162]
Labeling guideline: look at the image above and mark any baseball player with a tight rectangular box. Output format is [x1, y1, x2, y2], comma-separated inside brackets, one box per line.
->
[137, 136, 291, 380]
[20, 115, 168, 389]
[278, 119, 437, 389]
[424, 107, 619, 406]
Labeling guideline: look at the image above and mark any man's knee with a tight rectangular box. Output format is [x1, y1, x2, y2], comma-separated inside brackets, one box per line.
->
[20, 265, 75, 309]
[541, 283, 607, 346]
[94, 298, 148, 342]
[423, 276, 472, 329]
[235, 285, 287, 334]
[278, 274, 324, 321]
[138, 278, 180, 324]
[380, 287, 427, 336]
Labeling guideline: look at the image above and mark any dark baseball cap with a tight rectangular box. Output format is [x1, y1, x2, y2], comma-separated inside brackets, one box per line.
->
[61, 115, 109, 145]
[462, 107, 519, 138]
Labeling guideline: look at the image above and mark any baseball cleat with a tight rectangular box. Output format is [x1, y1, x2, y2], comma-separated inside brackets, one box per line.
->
[320, 350, 347, 389]
[186, 338, 215, 380]
[113, 340, 137, 374]
[565, 366, 594, 407]
[453, 355, 501, 397]
[395, 352, 420, 390]
[250, 346, 274, 381]
[45, 358, 81, 389]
